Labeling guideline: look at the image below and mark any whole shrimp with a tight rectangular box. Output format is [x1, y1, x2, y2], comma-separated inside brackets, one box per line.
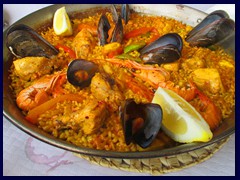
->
[16, 72, 66, 111]
[98, 58, 197, 102]
[194, 86, 222, 130]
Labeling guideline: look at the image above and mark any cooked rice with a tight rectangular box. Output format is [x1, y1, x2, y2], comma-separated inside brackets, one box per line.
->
[9, 9, 235, 152]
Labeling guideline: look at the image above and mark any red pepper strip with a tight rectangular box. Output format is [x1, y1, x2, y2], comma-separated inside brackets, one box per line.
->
[124, 27, 154, 40]
[55, 44, 76, 58]
[108, 46, 123, 58]
[147, 27, 160, 44]
[26, 94, 85, 124]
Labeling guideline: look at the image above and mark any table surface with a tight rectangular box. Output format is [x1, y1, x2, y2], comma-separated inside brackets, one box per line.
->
[3, 4, 235, 176]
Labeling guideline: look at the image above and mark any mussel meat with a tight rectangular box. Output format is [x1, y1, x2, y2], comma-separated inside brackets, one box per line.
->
[120, 99, 163, 148]
[185, 10, 235, 47]
[6, 24, 59, 59]
[140, 33, 183, 65]
[67, 59, 98, 88]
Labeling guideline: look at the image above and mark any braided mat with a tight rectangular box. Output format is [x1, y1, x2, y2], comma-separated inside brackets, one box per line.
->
[74, 137, 229, 175]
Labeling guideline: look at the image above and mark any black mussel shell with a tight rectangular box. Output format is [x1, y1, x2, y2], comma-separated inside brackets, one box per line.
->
[67, 59, 98, 88]
[186, 10, 229, 40]
[120, 99, 163, 148]
[110, 16, 123, 43]
[110, 4, 130, 25]
[98, 14, 111, 46]
[141, 44, 181, 65]
[6, 24, 59, 59]
[186, 10, 235, 47]
[140, 33, 183, 65]
[121, 4, 130, 24]
[110, 4, 119, 24]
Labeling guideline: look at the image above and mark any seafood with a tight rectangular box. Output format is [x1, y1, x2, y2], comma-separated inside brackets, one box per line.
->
[101, 58, 196, 102]
[67, 59, 98, 87]
[121, 4, 130, 24]
[98, 14, 123, 45]
[140, 33, 183, 65]
[16, 72, 66, 111]
[186, 10, 235, 47]
[111, 4, 130, 25]
[120, 99, 163, 148]
[157, 81, 197, 102]
[7, 5, 235, 152]
[6, 24, 58, 59]
[194, 88, 222, 130]
[98, 14, 111, 46]
[97, 4, 129, 46]
[13, 56, 53, 81]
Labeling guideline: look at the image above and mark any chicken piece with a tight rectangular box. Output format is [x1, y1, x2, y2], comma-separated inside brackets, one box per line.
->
[72, 29, 96, 59]
[218, 60, 234, 69]
[182, 57, 205, 70]
[13, 57, 53, 80]
[162, 61, 179, 72]
[191, 68, 224, 94]
[72, 100, 108, 135]
[90, 73, 124, 111]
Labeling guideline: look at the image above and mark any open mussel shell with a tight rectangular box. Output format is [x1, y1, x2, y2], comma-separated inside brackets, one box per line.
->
[120, 99, 163, 148]
[110, 4, 130, 25]
[110, 4, 118, 24]
[110, 16, 123, 43]
[98, 13, 123, 45]
[121, 4, 130, 24]
[140, 33, 183, 65]
[98, 14, 111, 46]
[186, 10, 229, 40]
[186, 10, 235, 47]
[6, 24, 59, 59]
[67, 59, 98, 88]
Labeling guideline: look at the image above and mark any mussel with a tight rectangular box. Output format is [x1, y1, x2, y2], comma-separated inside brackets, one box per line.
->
[97, 15, 123, 46]
[98, 4, 129, 46]
[98, 14, 111, 46]
[185, 10, 235, 47]
[140, 33, 183, 65]
[120, 99, 163, 148]
[121, 4, 130, 25]
[67, 59, 98, 88]
[111, 4, 130, 25]
[6, 24, 59, 59]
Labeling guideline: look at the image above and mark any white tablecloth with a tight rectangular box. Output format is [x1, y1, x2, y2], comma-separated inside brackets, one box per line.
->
[3, 4, 235, 176]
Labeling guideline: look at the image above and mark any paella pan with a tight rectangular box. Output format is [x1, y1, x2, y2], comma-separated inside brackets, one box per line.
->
[3, 4, 235, 158]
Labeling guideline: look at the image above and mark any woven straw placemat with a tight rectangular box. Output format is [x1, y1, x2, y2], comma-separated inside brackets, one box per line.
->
[74, 137, 229, 175]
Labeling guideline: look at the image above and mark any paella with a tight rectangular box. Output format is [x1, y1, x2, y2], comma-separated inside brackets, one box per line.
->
[7, 5, 235, 152]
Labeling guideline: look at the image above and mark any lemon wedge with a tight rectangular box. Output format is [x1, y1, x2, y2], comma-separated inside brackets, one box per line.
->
[53, 7, 73, 36]
[152, 87, 213, 143]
